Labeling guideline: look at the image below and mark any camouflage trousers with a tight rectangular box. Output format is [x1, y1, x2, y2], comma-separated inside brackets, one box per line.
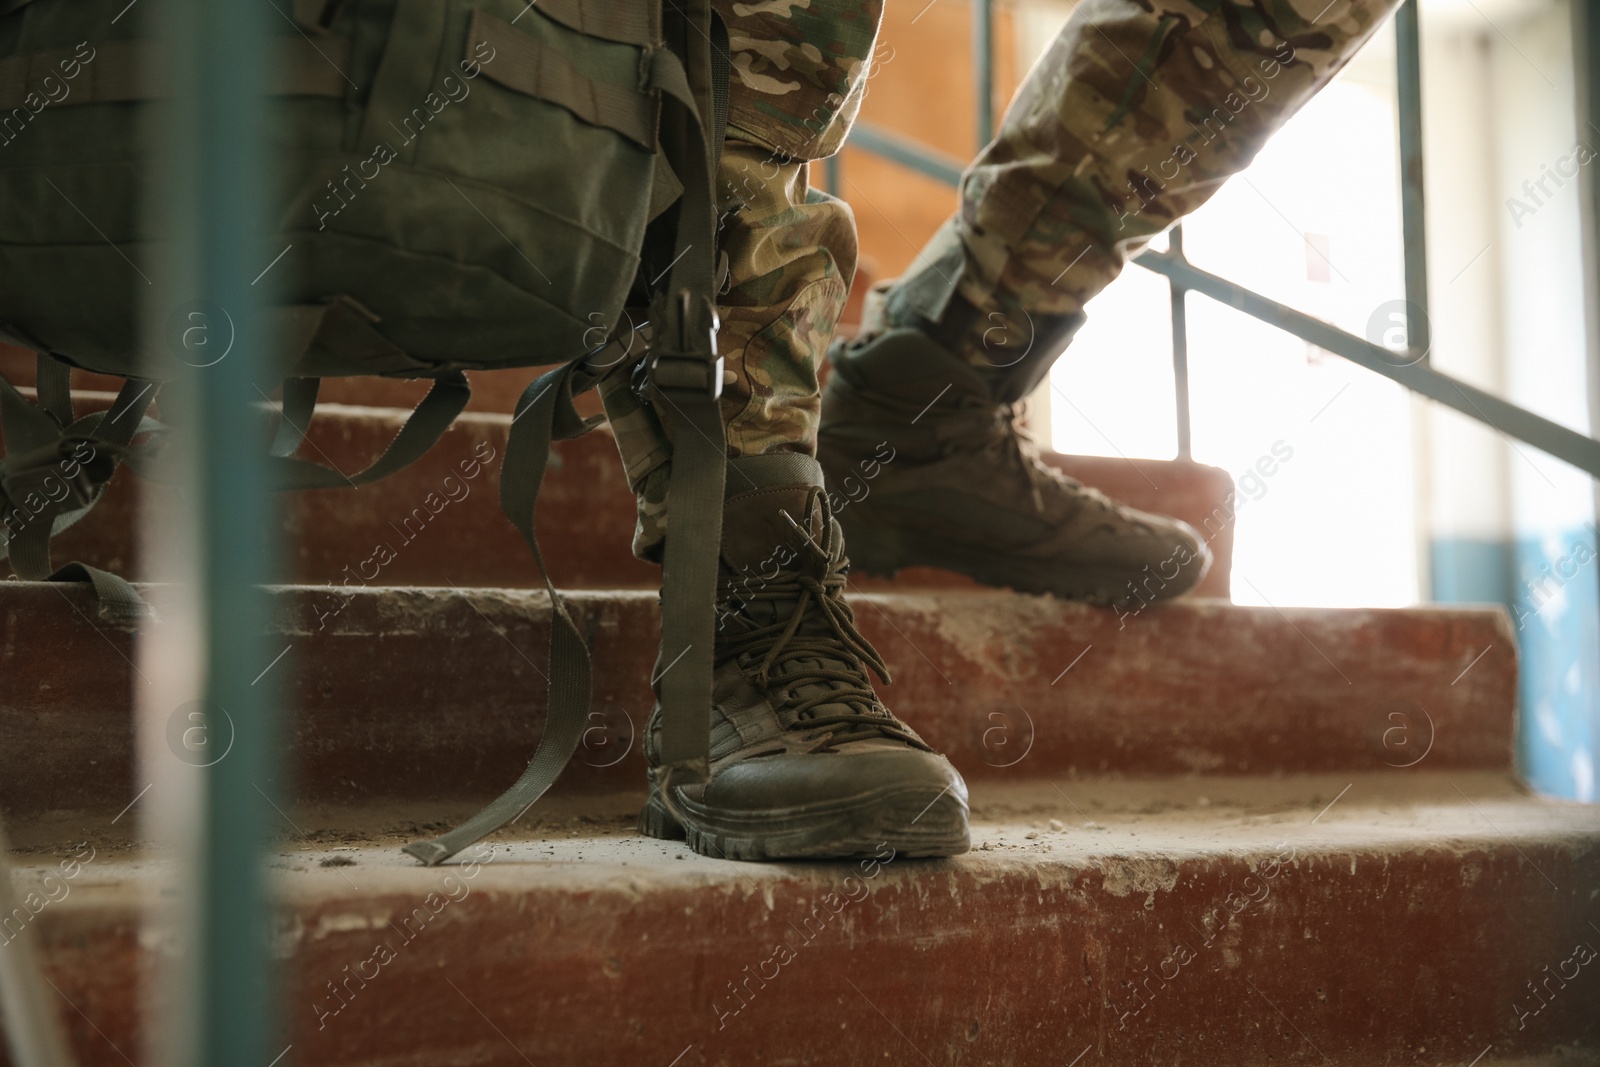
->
[610, 0, 1400, 557]
[872, 0, 1403, 368]
[600, 139, 859, 558]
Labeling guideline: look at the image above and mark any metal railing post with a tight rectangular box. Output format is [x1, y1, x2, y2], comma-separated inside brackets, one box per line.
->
[973, 0, 994, 150]
[1169, 225, 1193, 460]
[163, 2, 283, 1064]
[1395, 0, 1431, 363]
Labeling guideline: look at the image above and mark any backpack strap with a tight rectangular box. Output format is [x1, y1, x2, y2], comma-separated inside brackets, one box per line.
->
[265, 300, 467, 483]
[403, 360, 603, 865]
[642, 24, 726, 787]
[470, 10, 659, 150]
[265, 372, 470, 489]
[46, 561, 150, 621]
[0, 374, 158, 576]
[400, 0, 728, 866]
[263, 295, 472, 486]
[269, 377, 321, 458]
[533, 0, 660, 45]
[0, 370, 160, 618]
[33, 352, 72, 426]
[0, 38, 352, 110]
[709, 12, 730, 157]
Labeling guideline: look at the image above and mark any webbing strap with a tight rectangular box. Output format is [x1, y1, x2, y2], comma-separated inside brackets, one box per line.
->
[646, 35, 725, 778]
[270, 378, 321, 458]
[0, 37, 350, 110]
[468, 9, 658, 149]
[267, 373, 469, 490]
[709, 12, 730, 153]
[91, 378, 157, 449]
[530, 0, 660, 46]
[1, 377, 156, 580]
[34, 353, 72, 427]
[47, 562, 149, 621]
[0, 371, 60, 454]
[402, 363, 602, 867]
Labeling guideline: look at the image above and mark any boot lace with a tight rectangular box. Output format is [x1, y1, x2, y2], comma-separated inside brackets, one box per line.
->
[717, 536, 926, 751]
[939, 398, 1131, 520]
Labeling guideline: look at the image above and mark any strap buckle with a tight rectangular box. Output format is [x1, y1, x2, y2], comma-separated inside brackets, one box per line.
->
[649, 290, 722, 400]
[0, 437, 108, 514]
[58, 446, 103, 508]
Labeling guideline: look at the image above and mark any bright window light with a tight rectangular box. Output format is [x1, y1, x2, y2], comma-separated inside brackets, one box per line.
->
[1051, 48, 1421, 609]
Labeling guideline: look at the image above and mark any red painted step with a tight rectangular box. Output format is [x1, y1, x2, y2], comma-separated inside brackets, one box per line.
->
[1, 582, 1513, 817]
[8, 393, 1238, 596]
[4, 774, 1596, 1066]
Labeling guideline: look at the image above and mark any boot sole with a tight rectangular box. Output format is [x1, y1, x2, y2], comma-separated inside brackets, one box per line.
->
[840, 505, 1187, 606]
[639, 780, 970, 862]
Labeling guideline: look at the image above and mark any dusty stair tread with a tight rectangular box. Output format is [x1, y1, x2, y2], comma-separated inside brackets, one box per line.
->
[10, 392, 1237, 597]
[10, 771, 1588, 869]
[3, 584, 1516, 818]
[8, 774, 1598, 1067]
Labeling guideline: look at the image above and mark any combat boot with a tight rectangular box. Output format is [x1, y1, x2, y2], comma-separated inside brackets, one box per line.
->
[639, 454, 969, 860]
[819, 325, 1212, 606]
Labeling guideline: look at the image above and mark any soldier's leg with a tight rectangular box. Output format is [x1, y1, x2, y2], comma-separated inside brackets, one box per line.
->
[821, 0, 1400, 605]
[605, 2, 969, 861]
[884, 0, 1402, 375]
[603, 141, 857, 560]
[604, 0, 882, 559]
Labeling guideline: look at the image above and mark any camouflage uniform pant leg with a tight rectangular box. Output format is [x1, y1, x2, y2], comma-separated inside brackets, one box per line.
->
[602, 1, 879, 559]
[716, 140, 859, 460]
[877, 0, 1403, 369]
[602, 142, 861, 559]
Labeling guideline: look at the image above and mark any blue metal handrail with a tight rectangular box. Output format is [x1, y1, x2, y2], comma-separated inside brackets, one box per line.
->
[165, 3, 283, 1065]
[1394, 0, 1432, 365]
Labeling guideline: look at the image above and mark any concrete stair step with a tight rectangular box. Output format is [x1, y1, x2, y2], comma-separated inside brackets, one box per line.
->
[5, 773, 1596, 1066]
[6, 392, 1237, 596]
[2, 583, 1514, 817]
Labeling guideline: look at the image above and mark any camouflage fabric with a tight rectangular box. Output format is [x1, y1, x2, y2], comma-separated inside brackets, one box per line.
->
[604, 138, 859, 556]
[715, 139, 857, 456]
[714, 0, 883, 161]
[609, 1, 879, 555]
[870, 0, 1403, 369]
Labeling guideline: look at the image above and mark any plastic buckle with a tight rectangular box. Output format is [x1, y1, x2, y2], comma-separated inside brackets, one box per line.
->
[649, 291, 722, 401]
[59, 457, 100, 508]
[0, 440, 102, 513]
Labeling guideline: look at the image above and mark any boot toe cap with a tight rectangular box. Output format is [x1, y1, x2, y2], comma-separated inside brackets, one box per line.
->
[679, 748, 970, 859]
[702, 748, 966, 812]
[1107, 513, 1213, 600]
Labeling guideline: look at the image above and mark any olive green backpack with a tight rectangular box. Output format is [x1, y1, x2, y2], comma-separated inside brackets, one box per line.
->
[0, 0, 732, 865]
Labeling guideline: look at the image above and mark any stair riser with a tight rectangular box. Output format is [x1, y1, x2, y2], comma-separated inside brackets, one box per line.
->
[2, 586, 1515, 815]
[20, 397, 1237, 596]
[14, 841, 1597, 1066]
[43, 409, 661, 591]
